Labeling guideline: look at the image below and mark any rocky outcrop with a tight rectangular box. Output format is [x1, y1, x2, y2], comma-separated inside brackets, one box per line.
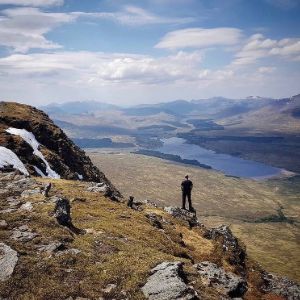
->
[142, 262, 197, 300]
[194, 261, 247, 298]
[53, 197, 84, 234]
[0, 243, 18, 282]
[164, 206, 199, 228]
[0, 101, 120, 198]
[203, 225, 246, 272]
[262, 272, 300, 300]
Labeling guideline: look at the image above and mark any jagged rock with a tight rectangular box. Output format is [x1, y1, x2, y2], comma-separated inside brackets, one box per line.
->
[6, 196, 21, 207]
[194, 261, 247, 298]
[37, 242, 65, 254]
[53, 197, 84, 234]
[11, 225, 38, 242]
[0, 243, 18, 282]
[21, 189, 41, 198]
[42, 183, 52, 197]
[87, 182, 108, 193]
[145, 213, 164, 229]
[0, 220, 8, 229]
[164, 206, 199, 228]
[53, 197, 72, 226]
[203, 225, 246, 269]
[262, 272, 300, 300]
[19, 202, 33, 212]
[141, 261, 197, 300]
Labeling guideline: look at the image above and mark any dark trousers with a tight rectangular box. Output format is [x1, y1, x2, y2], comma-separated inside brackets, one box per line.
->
[182, 191, 192, 210]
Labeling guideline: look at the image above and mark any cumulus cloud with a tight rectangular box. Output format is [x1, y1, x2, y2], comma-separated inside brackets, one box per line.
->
[155, 27, 243, 50]
[0, 7, 75, 52]
[233, 34, 300, 65]
[0, 50, 211, 84]
[0, 0, 63, 7]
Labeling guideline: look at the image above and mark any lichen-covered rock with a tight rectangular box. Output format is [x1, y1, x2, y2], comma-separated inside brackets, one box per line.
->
[145, 213, 164, 229]
[0, 243, 18, 282]
[194, 261, 247, 298]
[11, 225, 38, 242]
[142, 261, 197, 300]
[203, 225, 246, 270]
[164, 206, 199, 228]
[262, 272, 300, 300]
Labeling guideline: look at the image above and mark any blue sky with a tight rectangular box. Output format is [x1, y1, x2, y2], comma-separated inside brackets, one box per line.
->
[0, 0, 299, 106]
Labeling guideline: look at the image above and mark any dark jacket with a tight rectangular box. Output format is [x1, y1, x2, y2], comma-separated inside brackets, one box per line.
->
[181, 179, 193, 193]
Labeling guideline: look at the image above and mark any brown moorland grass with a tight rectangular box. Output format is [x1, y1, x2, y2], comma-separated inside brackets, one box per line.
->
[88, 151, 300, 282]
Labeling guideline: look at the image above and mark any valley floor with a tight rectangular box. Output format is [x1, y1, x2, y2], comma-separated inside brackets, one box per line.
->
[88, 150, 300, 283]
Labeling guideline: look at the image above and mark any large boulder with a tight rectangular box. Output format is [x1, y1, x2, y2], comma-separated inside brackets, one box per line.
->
[0, 243, 18, 282]
[194, 261, 247, 298]
[142, 262, 197, 300]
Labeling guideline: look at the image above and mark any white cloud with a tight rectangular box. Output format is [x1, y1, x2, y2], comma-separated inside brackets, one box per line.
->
[72, 5, 193, 26]
[0, 7, 75, 52]
[0, 0, 63, 7]
[155, 27, 243, 50]
[0, 5, 193, 52]
[0, 50, 209, 84]
[233, 34, 300, 65]
[258, 66, 276, 73]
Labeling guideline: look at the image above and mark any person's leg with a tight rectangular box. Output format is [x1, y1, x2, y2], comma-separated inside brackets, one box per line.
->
[182, 192, 186, 209]
[187, 192, 193, 211]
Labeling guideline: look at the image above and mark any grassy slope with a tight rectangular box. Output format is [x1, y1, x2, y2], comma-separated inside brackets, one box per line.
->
[88, 152, 300, 282]
[2, 176, 235, 300]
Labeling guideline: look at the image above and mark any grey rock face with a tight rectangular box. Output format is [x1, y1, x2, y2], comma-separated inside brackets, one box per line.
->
[203, 225, 246, 269]
[142, 261, 197, 300]
[145, 213, 164, 229]
[262, 272, 300, 300]
[194, 261, 247, 298]
[0, 243, 18, 282]
[164, 207, 199, 228]
[11, 225, 38, 242]
[37, 242, 64, 254]
[87, 182, 108, 193]
[42, 183, 52, 197]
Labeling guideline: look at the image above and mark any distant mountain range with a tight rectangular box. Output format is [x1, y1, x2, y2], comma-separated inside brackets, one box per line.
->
[41, 94, 300, 120]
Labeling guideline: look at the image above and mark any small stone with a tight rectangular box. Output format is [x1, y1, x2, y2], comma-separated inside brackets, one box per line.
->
[20, 202, 33, 212]
[0, 243, 18, 282]
[0, 220, 8, 229]
[102, 283, 117, 294]
[37, 242, 64, 254]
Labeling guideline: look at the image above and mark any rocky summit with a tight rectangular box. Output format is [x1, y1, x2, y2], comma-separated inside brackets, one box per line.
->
[0, 103, 299, 299]
[0, 101, 120, 198]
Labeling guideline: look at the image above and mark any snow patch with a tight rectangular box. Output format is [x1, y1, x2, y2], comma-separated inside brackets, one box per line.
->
[0, 146, 29, 175]
[5, 127, 60, 179]
[77, 174, 83, 180]
[33, 166, 46, 178]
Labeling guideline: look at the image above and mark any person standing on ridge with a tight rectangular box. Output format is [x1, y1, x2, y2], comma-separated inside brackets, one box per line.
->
[181, 175, 194, 212]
